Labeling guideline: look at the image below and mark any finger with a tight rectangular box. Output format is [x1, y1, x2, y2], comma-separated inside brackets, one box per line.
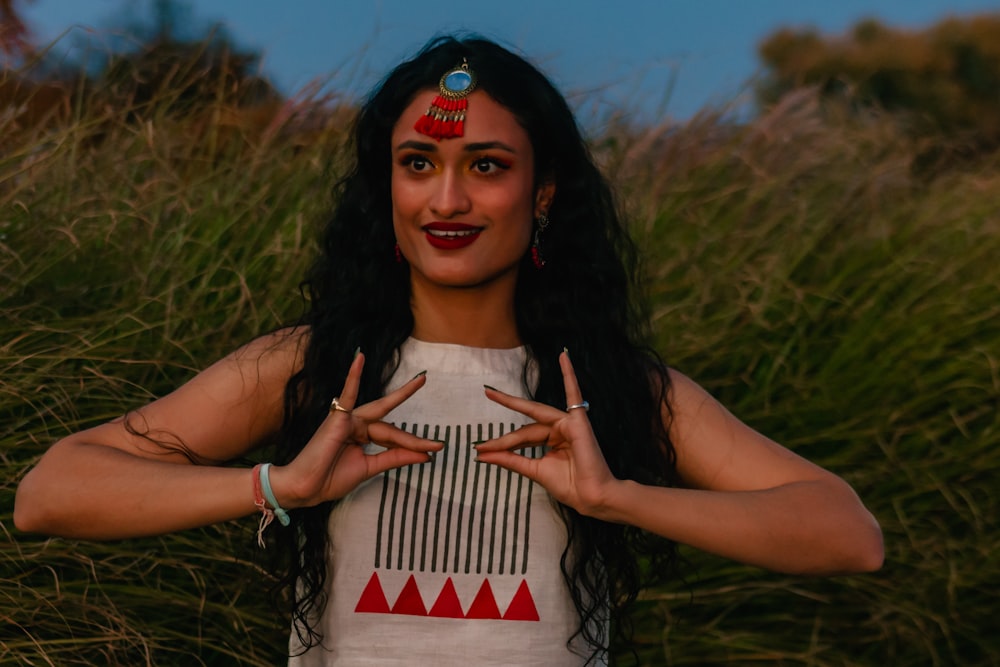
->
[560, 350, 586, 412]
[482, 385, 565, 424]
[475, 449, 540, 481]
[313, 352, 364, 446]
[473, 423, 551, 452]
[354, 371, 427, 421]
[335, 351, 365, 411]
[367, 421, 445, 453]
[363, 448, 438, 478]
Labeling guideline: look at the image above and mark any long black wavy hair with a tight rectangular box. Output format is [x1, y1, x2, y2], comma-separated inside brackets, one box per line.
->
[266, 35, 680, 661]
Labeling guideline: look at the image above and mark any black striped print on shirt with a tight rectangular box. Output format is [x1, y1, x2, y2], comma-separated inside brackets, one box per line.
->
[373, 422, 543, 576]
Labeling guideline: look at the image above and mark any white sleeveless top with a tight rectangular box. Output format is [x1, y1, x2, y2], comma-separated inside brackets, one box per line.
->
[288, 338, 602, 665]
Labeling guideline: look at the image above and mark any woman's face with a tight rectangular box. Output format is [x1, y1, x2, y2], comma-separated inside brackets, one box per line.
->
[390, 90, 554, 291]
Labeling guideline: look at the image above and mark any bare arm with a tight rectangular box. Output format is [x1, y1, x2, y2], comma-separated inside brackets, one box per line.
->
[597, 370, 883, 574]
[14, 330, 444, 540]
[475, 354, 884, 575]
[13, 330, 302, 539]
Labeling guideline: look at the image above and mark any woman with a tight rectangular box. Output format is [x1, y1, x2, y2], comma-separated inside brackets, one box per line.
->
[14, 36, 883, 665]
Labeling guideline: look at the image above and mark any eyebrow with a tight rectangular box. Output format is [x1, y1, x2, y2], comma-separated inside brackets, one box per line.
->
[394, 139, 518, 154]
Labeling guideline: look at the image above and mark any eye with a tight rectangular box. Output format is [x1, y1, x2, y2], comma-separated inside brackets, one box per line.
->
[400, 154, 434, 172]
[471, 157, 511, 174]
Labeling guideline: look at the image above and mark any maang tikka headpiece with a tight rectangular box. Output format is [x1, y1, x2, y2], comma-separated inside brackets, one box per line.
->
[414, 58, 477, 140]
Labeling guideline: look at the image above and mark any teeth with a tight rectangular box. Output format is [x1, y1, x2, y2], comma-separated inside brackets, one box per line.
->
[427, 229, 479, 238]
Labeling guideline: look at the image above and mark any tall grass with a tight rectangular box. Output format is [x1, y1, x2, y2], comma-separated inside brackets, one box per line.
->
[2, 74, 997, 665]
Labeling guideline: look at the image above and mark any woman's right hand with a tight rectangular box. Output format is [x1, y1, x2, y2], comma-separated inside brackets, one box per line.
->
[14, 335, 441, 540]
[269, 352, 442, 509]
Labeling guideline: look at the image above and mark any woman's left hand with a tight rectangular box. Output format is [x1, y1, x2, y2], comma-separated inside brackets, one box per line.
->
[474, 350, 621, 517]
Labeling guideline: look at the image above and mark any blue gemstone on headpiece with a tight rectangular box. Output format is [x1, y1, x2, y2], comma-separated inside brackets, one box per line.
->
[444, 70, 473, 93]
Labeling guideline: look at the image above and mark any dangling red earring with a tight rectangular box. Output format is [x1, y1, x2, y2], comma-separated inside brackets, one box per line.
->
[394, 243, 403, 264]
[531, 214, 550, 269]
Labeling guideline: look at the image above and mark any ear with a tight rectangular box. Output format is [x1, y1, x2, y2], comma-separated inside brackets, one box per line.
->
[534, 180, 556, 217]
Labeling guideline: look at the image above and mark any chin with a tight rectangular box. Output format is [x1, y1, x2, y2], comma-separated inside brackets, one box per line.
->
[416, 265, 519, 291]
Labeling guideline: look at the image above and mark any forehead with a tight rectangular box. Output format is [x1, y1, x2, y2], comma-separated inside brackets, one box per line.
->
[392, 90, 531, 149]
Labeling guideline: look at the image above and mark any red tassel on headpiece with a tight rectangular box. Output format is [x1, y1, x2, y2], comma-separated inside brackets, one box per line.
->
[415, 59, 477, 141]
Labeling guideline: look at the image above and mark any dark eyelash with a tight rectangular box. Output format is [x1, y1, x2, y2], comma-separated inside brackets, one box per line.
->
[475, 157, 512, 170]
[399, 154, 433, 168]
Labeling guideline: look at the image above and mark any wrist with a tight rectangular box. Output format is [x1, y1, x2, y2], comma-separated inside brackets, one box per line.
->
[268, 463, 318, 510]
[257, 463, 291, 526]
[580, 479, 635, 523]
[581, 478, 633, 523]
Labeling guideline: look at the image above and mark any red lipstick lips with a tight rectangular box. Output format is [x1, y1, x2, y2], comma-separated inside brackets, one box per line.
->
[423, 222, 483, 250]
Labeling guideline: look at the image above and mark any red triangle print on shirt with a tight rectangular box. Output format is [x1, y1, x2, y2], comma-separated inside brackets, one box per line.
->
[355, 572, 391, 614]
[502, 579, 540, 621]
[465, 579, 502, 619]
[428, 577, 465, 618]
[390, 574, 428, 616]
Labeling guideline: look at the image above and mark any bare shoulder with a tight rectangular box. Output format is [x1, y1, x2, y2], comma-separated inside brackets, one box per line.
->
[663, 368, 835, 492]
[225, 326, 309, 379]
[188, 326, 309, 415]
[61, 326, 310, 464]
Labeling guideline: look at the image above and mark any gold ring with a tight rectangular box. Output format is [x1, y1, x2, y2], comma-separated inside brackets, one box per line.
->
[566, 401, 590, 412]
[330, 397, 351, 415]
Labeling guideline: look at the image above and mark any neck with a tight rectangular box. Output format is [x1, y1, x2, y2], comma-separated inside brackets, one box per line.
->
[409, 274, 521, 348]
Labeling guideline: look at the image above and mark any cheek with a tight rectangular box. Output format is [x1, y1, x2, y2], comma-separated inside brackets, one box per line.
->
[390, 177, 420, 225]
[498, 183, 538, 235]
[498, 199, 535, 250]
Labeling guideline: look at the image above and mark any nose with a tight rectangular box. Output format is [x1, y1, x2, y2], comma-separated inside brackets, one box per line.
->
[429, 169, 471, 218]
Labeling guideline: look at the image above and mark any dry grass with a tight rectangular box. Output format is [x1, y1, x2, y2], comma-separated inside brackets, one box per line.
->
[2, 68, 997, 665]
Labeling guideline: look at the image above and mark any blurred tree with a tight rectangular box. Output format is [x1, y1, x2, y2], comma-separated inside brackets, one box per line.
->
[2, 0, 289, 149]
[97, 0, 279, 116]
[0, 0, 33, 59]
[757, 14, 1000, 150]
[0, 1, 74, 138]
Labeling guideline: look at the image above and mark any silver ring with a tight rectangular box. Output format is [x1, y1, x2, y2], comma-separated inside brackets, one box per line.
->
[566, 401, 590, 413]
[330, 397, 351, 415]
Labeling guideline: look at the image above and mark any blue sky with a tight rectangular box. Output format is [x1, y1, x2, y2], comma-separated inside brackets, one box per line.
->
[20, 0, 1000, 121]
